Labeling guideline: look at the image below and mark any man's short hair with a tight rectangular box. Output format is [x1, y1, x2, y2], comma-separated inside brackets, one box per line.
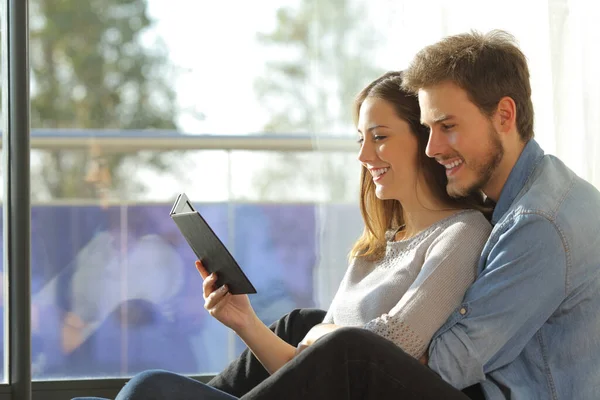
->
[402, 30, 534, 141]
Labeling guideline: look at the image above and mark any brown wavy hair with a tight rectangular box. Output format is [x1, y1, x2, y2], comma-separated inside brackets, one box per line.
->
[350, 71, 487, 261]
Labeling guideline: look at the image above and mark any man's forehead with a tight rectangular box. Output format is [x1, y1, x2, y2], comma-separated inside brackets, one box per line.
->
[418, 97, 453, 123]
[418, 85, 466, 122]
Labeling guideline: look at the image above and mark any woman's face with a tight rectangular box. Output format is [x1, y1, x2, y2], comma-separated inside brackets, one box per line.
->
[357, 97, 420, 201]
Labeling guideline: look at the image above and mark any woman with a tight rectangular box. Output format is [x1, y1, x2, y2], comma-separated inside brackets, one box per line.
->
[75, 71, 491, 400]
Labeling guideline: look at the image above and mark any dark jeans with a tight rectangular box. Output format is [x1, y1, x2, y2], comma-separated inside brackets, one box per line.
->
[210, 308, 483, 400]
[73, 309, 485, 399]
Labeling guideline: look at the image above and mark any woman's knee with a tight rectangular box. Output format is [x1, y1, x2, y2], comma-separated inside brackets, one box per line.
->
[128, 369, 176, 385]
[116, 369, 237, 400]
[330, 326, 378, 342]
[315, 327, 380, 351]
[116, 369, 180, 400]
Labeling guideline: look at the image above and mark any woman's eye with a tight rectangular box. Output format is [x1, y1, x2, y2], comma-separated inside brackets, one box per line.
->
[373, 135, 387, 141]
[356, 137, 364, 144]
[441, 124, 456, 131]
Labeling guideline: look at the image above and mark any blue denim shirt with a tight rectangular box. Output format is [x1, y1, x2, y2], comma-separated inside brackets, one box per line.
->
[428, 139, 600, 399]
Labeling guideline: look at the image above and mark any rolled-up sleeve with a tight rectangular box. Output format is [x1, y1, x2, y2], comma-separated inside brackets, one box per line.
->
[428, 214, 567, 389]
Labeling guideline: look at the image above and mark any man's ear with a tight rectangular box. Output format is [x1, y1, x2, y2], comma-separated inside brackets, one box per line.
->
[495, 96, 517, 134]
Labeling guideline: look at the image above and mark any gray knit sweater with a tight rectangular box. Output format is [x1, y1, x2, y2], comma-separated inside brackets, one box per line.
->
[322, 210, 491, 358]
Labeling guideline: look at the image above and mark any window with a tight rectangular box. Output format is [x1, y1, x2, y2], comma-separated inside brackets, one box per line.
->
[0, 0, 596, 398]
[28, 0, 366, 380]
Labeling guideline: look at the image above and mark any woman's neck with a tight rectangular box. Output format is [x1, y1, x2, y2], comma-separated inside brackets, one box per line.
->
[395, 185, 460, 240]
[398, 207, 458, 240]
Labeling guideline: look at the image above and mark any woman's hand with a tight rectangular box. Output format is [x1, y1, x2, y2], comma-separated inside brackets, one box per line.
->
[196, 261, 298, 374]
[196, 260, 257, 333]
[295, 323, 341, 355]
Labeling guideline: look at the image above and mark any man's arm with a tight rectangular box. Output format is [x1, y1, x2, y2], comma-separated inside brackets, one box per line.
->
[362, 213, 491, 359]
[428, 214, 567, 388]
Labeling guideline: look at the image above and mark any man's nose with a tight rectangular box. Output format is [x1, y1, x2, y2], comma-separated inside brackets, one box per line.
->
[425, 128, 445, 158]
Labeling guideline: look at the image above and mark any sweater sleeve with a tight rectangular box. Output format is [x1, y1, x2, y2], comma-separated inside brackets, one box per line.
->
[363, 213, 491, 358]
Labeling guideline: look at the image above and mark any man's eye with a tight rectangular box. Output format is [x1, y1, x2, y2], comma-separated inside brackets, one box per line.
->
[441, 124, 456, 131]
[356, 137, 364, 144]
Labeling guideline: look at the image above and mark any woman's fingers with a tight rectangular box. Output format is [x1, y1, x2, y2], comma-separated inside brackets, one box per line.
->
[197, 260, 233, 318]
[204, 284, 229, 310]
[197, 260, 222, 299]
[201, 271, 219, 298]
[206, 292, 232, 318]
[195, 260, 209, 279]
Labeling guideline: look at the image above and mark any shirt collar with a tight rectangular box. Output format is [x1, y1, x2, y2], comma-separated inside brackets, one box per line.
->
[491, 139, 544, 225]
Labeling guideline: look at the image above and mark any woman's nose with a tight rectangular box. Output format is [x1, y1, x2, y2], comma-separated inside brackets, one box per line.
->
[357, 140, 374, 164]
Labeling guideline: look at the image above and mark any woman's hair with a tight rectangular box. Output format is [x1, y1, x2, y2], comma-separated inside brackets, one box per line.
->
[349, 71, 486, 261]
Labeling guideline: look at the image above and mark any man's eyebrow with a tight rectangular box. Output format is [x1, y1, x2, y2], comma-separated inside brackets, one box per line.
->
[357, 124, 389, 134]
[421, 115, 456, 127]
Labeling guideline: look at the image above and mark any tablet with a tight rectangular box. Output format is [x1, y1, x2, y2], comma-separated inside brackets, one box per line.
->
[170, 193, 257, 295]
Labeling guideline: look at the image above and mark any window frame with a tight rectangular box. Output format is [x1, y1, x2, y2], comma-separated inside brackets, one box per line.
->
[2, 0, 32, 399]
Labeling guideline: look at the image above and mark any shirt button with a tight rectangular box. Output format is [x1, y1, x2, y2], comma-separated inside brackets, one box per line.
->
[459, 307, 467, 315]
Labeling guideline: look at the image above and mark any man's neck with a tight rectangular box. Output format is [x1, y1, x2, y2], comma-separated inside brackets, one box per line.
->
[484, 140, 527, 202]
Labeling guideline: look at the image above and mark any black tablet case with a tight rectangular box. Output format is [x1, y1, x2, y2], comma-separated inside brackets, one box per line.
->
[171, 204, 256, 295]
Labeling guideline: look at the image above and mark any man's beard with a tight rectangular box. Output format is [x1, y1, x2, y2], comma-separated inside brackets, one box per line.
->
[448, 125, 504, 198]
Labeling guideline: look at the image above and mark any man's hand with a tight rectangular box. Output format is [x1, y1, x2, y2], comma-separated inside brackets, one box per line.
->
[419, 352, 429, 365]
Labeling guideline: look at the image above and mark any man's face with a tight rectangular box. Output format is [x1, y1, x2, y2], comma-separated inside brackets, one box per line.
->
[418, 81, 504, 198]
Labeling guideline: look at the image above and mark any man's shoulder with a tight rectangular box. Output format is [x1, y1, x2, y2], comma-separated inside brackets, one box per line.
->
[506, 154, 600, 221]
[494, 154, 600, 263]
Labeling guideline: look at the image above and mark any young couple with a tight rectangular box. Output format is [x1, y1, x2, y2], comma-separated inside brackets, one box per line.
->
[77, 30, 600, 400]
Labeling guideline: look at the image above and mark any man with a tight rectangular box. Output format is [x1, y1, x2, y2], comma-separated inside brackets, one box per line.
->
[400, 29, 600, 399]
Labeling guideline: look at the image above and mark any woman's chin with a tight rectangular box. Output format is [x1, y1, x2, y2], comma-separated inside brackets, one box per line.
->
[375, 187, 393, 200]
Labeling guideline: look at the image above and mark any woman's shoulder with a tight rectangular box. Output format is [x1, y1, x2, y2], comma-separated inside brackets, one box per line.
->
[450, 209, 491, 226]
[415, 210, 492, 259]
[436, 209, 492, 240]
